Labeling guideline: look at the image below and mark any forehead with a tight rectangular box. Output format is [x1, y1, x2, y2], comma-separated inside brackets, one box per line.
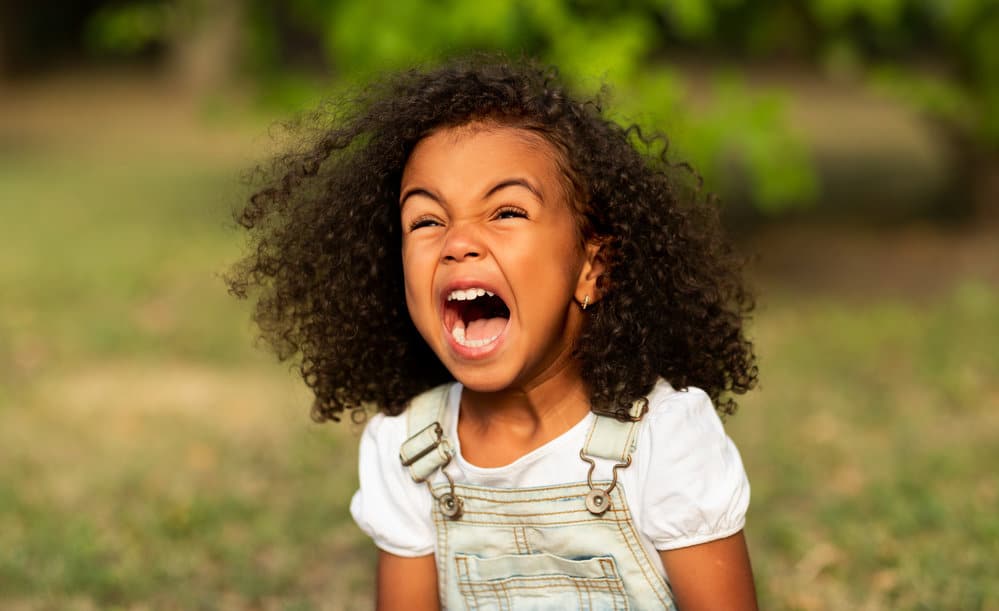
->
[401, 124, 566, 194]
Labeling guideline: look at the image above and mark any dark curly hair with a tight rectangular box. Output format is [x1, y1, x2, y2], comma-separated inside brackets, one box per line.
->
[227, 55, 757, 423]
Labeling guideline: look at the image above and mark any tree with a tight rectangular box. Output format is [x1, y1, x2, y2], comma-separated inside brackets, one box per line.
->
[240, 0, 999, 215]
[13, 0, 998, 214]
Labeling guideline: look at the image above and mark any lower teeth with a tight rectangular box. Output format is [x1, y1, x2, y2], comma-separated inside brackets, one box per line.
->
[451, 326, 499, 348]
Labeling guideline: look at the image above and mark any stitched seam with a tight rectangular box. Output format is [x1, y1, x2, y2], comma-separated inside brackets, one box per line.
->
[585, 417, 640, 462]
[490, 576, 503, 610]
[449, 514, 626, 524]
[444, 516, 628, 528]
[522, 527, 532, 554]
[459, 555, 481, 610]
[617, 500, 663, 605]
[435, 385, 450, 431]
[460, 575, 625, 586]
[621, 422, 639, 462]
[453, 506, 627, 519]
[582, 415, 598, 457]
[447, 506, 628, 519]
[436, 511, 450, 607]
[462, 579, 622, 590]
[612, 487, 671, 607]
[437, 483, 602, 499]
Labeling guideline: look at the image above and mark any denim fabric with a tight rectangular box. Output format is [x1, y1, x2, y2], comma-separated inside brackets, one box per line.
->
[431, 480, 676, 610]
[400, 384, 677, 609]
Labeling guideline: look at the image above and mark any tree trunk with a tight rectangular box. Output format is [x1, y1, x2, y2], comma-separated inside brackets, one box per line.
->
[166, 0, 242, 93]
[937, 123, 999, 224]
[0, 1, 21, 78]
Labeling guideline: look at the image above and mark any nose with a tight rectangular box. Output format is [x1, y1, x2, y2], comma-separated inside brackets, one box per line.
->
[441, 223, 482, 263]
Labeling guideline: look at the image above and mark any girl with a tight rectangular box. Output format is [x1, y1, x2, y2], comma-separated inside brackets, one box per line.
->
[229, 57, 759, 610]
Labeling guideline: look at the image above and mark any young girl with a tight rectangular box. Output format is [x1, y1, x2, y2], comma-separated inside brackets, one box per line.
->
[229, 57, 759, 610]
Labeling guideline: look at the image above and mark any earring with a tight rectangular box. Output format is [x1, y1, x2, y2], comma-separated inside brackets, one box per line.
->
[582, 295, 590, 310]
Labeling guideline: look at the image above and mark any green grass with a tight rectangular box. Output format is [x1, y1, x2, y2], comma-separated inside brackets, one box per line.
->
[731, 286, 999, 610]
[1, 97, 997, 610]
[0, 152, 257, 393]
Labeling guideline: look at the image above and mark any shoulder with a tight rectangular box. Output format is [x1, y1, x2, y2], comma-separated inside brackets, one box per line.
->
[363, 382, 458, 447]
[644, 380, 724, 436]
[632, 379, 750, 550]
[639, 378, 737, 466]
[354, 409, 412, 497]
[361, 409, 409, 449]
[351, 388, 456, 558]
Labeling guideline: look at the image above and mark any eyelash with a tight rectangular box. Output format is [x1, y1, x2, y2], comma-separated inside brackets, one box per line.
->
[494, 206, 528, 220]
[407, 206, 528, 231]
[408, 216, 441, 231]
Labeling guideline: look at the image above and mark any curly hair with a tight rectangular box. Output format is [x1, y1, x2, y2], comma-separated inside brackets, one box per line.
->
[227, 55, 757, 423]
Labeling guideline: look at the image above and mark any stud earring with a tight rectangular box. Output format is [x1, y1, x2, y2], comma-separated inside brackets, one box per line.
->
[582, 295, 590, 310]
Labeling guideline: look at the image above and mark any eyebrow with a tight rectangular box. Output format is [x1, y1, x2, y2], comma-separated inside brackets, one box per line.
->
[485, 178, 543, 202]
[399, 187, 438, 207]
[399, 178, 543, 208]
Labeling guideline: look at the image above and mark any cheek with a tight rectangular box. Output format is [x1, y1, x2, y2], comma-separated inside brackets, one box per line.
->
[542, 224, 588, 285]
[401, 265, 420, 317]
[401, 242, 435, 323]
[402, 274, 437, 348]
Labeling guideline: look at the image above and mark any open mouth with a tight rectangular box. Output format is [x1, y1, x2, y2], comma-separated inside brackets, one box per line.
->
[443, 288, 511, 349]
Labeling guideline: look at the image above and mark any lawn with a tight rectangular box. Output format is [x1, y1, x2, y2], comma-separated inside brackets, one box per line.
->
[1, 79, 996, 610]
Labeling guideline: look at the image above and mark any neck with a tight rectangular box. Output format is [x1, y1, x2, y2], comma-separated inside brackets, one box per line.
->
[460, 358, 591, 439]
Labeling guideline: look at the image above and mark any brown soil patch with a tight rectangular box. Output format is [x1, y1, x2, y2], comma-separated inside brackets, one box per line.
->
[745, 220, 999, 301]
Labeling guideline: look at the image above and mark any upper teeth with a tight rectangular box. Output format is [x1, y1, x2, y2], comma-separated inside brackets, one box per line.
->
[447, 288, 495, 301]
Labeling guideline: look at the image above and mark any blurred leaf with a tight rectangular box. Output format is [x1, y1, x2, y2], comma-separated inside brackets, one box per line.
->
[870, 66, 978, 134]
[84, 2, 171, 55]
[132, 0, 999, 207]
[653, 0, 717, 40]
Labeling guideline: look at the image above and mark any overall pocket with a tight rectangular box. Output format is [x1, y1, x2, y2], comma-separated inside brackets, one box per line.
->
[454, 551, 629, 611]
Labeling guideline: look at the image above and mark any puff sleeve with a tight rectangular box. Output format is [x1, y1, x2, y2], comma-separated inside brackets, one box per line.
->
[349, 413, 435, 557]
[637, 386, 750, 551]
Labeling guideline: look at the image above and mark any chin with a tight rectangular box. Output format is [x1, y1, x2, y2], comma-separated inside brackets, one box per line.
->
[445, 364, 520, 394]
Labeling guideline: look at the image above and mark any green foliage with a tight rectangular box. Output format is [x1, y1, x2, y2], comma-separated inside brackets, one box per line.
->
[870, 66, 977, 132]
[18, 0, 993, 211]
[69, 0, 999, 210]
[239, 0, 820, 211]
[84, 1, 172, 55]
[804, 0, 999, 145]
[235, 0, 997, 210]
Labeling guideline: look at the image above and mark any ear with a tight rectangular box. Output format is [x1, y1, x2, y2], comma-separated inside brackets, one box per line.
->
[575, 238, 608, 307]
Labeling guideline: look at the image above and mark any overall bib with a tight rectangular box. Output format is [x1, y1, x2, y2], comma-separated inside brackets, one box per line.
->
[399, 385, 678, 610]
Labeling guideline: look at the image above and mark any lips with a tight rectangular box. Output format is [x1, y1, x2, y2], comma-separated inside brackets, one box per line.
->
[441, 282, 511, 355]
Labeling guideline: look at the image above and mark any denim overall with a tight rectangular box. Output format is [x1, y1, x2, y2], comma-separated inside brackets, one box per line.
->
[399, 385, 677, 610]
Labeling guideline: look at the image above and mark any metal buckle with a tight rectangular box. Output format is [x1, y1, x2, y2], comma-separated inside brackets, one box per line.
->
[399, 421, 464, 520]
[400, 422, 444, 467]
[626, 398, 649, 422]
[425, 456, 464, 520]
[579, 449, 632, 516]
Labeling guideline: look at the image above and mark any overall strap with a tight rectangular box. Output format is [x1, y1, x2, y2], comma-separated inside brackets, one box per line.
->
[581, 398, 649, 463]
[398, 384, 454, 483]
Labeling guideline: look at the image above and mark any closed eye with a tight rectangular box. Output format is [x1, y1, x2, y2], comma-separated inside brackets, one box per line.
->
[494, 206, 528, 220]
[408, 216, 443, 231]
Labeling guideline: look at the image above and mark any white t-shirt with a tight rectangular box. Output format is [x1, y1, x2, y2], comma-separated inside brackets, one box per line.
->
[350, 379, 749, 564]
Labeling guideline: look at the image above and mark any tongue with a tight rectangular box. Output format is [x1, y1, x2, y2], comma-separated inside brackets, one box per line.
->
[465, 317, 507, 341]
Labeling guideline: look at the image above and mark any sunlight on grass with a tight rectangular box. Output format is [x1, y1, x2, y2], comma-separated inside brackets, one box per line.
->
[1, 372, 375, 609]
[1, 102, 996, 610]
[732, 285, 999, 610]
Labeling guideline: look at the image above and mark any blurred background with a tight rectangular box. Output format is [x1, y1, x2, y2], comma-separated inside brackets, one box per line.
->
[1, 1, 996, 609]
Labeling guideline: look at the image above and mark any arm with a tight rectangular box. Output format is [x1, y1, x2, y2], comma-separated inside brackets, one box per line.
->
[376, 551, 439, 611]
[658, 530, 758, 611]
